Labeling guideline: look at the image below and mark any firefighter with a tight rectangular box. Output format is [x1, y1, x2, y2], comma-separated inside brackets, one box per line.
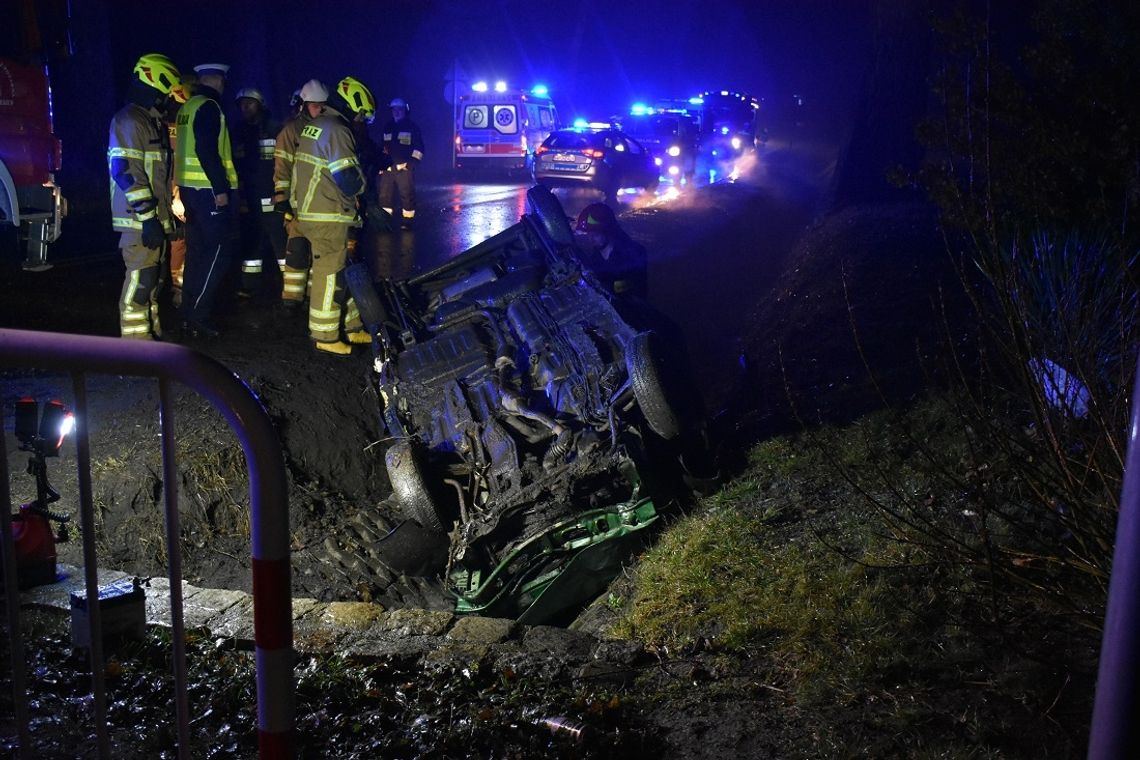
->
[274, 78, 328, 308]
[377, 97, 424, 229]
[573, 202, 648, 299]
[107, 53, 181, 340]
[290, 75, 377, 355]
[231, 86, 283, 301]
[174, 62, 238, 339]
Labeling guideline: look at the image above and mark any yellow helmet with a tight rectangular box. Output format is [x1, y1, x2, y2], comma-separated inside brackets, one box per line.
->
[336, 76, 376, 123]
[133, 53, 181, 95]
[170, 82, 191, 104]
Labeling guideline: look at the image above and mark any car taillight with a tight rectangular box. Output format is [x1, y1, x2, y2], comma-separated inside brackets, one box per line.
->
[583, 148, 604, 159]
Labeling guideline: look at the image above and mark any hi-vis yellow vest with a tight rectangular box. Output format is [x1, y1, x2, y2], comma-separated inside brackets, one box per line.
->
[174, 95, 238, 189]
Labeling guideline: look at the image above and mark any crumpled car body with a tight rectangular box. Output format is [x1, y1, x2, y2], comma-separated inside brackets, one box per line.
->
[350, 186, 696, 624]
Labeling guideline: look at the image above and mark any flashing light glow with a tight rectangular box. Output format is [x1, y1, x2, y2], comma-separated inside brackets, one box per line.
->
[531, 84, 548, 96]
[731, 136, 743, 150]
[472, 81, 488, 92]
[654, 157, 663, 166]
[587, 121, 612, 130]
[57, 412, 75, 448]
[689, 96, 703, 105]
[630, 102, 648, 115]
[494, 80, 508, 93]
[573, 117, 589, 128]
[719, 126, 729, 135]
[667, 145, 681, 157]
[720, 90, 729, 96]
[668, 165, 680, 176]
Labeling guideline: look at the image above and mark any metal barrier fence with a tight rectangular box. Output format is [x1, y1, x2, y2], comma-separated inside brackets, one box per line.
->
[0, 328, 294, 759]
[1089, 355, 1140, 758]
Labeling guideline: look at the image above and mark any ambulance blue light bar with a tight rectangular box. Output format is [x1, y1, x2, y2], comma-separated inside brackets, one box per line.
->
[494, 80, 508, 93]
[472, 81, 488, 92]
[531, 84, 548, 96]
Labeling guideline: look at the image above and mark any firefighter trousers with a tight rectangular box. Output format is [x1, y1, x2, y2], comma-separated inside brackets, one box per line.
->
[239, 209, 287, 298]
[295, 220, 363, 343]
[378, 167, 416, 220]
[180, 187, 238, 329]
[118, 235, 165, 339]
[281, 217, 312, 304]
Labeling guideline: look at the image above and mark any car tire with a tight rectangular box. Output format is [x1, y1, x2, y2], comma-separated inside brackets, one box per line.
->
[526, 184, 574, 246]
[385, 439, 453, 533]
[626, 331, 685, 440]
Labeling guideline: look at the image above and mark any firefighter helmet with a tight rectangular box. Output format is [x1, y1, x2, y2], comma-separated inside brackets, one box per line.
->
[133, 53, 181, 96]
[299, 79, 329, 103]
[575, 203, 617, 235]
[335, 77, 376, 123]
[170, 82, 191, 104]
[234, 87, 265, 105]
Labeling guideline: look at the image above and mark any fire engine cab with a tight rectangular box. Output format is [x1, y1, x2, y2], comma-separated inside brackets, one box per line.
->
[454, 81, 558, 175]
[1, 0, 70, 271]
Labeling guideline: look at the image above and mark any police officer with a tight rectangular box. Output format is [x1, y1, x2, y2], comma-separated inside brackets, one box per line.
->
[377, 97, 424, 229]
[274, 78, 328, 308]
[174, 62, 238, 338]
[107, 53, 180, 340]
[231, 86, 283, 300]
[290, 76, 376, 355]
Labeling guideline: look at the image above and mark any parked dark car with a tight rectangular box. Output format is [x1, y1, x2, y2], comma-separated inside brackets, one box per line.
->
[619, 111, 700, 184]
[345, 186, 705, 624]
[531, 127, 659, 201]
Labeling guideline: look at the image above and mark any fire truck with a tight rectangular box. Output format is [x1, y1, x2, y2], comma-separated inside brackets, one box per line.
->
[453, 81, 558, 175]
[1, 0, 70, 271]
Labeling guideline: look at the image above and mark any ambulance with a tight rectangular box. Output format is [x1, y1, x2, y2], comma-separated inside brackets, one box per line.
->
[454, 82, 559, 174]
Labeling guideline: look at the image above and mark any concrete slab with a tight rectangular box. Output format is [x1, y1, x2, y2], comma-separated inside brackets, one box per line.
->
[20, 565, 129, 611]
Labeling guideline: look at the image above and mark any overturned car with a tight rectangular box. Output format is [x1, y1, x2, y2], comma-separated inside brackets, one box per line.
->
[347, 186, 706, 624]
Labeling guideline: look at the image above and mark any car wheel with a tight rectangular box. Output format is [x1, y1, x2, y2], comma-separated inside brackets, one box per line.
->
[626, 331, 685, 440]
[526, 184, 574, 246]
[385, 439, 454, 533]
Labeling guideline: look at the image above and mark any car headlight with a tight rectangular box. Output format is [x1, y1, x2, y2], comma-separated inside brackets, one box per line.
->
[654, 157, 663, 167]
[667, 145, 681, 157]
[731, 136, 742, 150]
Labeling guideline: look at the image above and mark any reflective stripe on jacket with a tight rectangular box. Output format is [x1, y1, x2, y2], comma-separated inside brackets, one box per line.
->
[273, 111, 311, 198]
[291, 112, 362, 225]
[174, 95, 238, 190]
[108, 102, 172, 233]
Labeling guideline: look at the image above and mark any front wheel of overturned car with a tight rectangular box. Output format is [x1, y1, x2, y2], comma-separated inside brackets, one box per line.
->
[526, 183, 575, 247]
[385, 440, 454, 533]
[627, 331, 687, 440]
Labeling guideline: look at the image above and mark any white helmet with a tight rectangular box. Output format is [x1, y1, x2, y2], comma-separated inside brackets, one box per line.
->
[299, 79, 329, 103]
[389, 97, 408, 110]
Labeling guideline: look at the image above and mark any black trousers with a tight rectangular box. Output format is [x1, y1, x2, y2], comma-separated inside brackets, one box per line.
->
[180, 187, 238, 327]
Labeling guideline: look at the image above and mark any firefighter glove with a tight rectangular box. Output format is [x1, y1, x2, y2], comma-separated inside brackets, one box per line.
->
[141, 217, 166, 249]
[274, 199, 294, 218]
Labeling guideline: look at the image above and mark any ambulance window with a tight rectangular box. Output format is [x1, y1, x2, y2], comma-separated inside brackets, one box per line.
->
[539, 108, 554, 129]
[493, 104, 518, 134]
[464, 105, 489, 129]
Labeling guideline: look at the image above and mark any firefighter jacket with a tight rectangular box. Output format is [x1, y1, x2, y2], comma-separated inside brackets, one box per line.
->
[174, 86, 238, 192]
[108, 102, 173, 233]
[380, 115, 424, 167]
[232, 113, 282, 214]
[273, 110, 312, 203]
[291, 108, 364, 225]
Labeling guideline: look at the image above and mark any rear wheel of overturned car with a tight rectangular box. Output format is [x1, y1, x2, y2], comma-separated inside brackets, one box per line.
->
[627, 331, 686, 440]
[385, 440, 454, 533]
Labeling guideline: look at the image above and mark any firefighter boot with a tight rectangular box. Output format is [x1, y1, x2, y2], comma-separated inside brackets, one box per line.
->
[315, 340, 353, 356]
[346, 330, 371, 345]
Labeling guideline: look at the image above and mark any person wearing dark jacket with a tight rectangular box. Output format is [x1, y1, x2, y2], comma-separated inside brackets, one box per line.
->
[377, 97, 424, 229]
[230, 86, 283, 300]
[174, 62, 238, 338]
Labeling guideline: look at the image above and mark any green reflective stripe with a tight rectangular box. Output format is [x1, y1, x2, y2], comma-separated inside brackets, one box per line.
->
[112, 216, 142, 229]
[137, 209, 157, 221]
[274, 179, 291, 192]
[296, 211, 355, 223]
[109, 147, 145, 159]
[273, 149, 294, 160]
[125, 188, 153, 202]
[242, 261, 263, 273]
[294, 152, 325, 167]
[327, 156, 359, 174]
